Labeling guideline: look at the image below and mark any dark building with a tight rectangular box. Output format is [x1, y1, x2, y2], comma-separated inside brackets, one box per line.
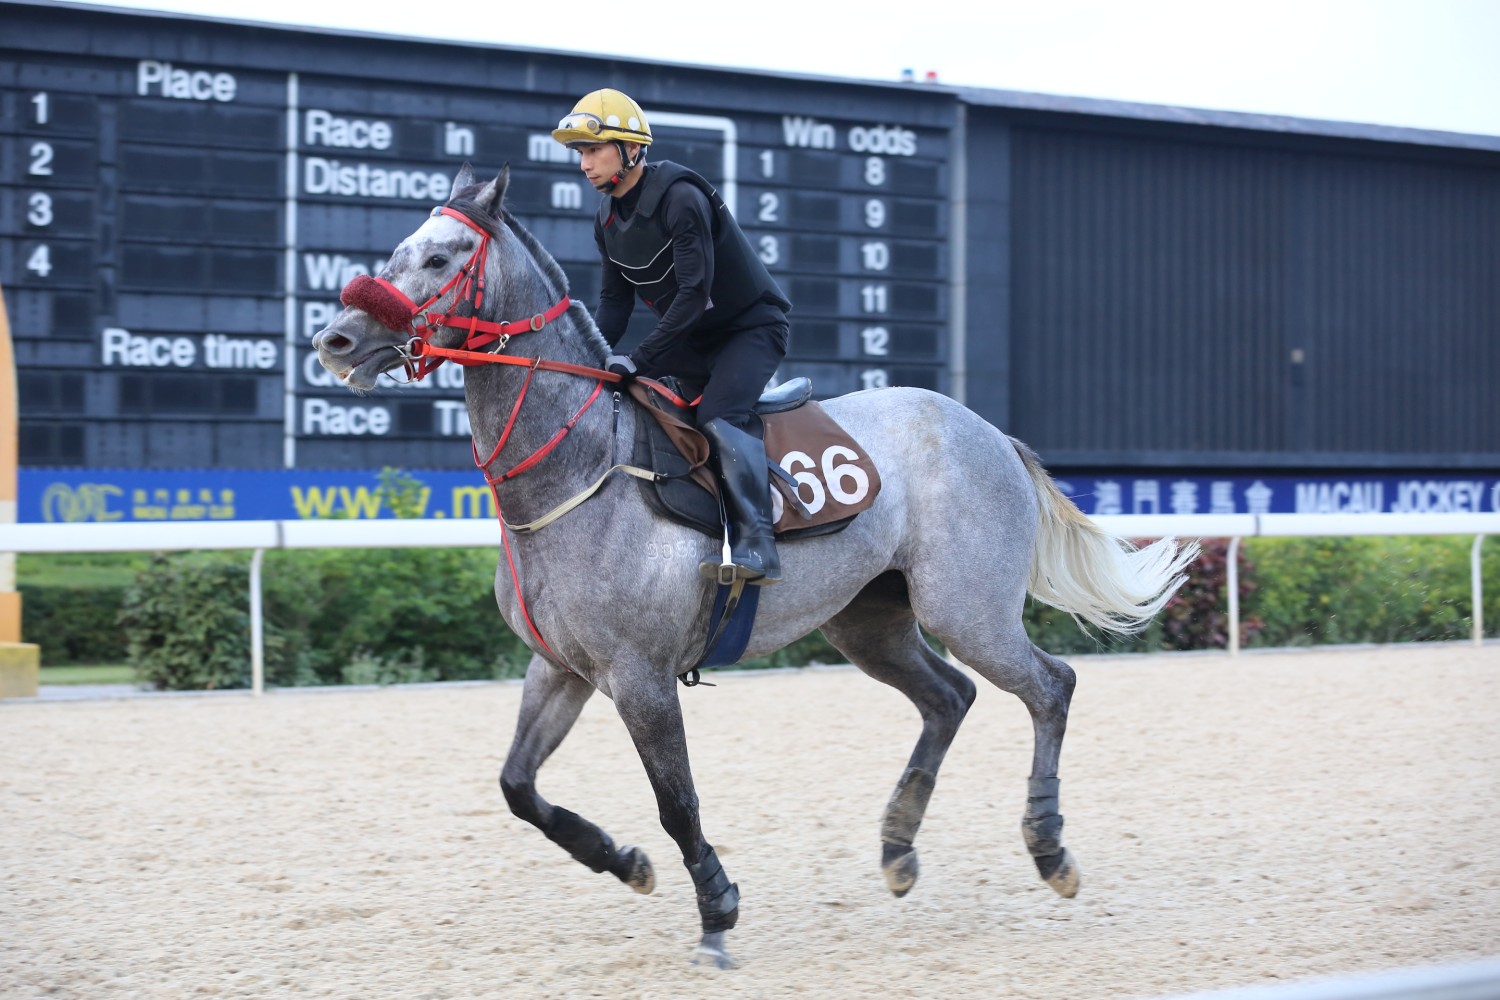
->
[957, 89, 1500, 473]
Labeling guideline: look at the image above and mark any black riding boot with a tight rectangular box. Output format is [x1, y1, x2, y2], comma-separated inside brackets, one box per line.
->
[698, 417, 782, 586]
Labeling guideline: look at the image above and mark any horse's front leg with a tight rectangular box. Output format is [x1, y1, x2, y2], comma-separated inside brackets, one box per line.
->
[499, 654, 655, 894]
[613, 672, 740, 969]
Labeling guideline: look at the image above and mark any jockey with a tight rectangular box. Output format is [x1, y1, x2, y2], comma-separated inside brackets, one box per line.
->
[553, 89, 793, 585]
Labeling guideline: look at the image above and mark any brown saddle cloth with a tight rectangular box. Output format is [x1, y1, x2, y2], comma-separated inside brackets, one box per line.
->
[628, 378, 882, 540]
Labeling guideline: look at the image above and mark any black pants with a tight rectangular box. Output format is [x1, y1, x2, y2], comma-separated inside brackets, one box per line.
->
[638, 315, 789, 429]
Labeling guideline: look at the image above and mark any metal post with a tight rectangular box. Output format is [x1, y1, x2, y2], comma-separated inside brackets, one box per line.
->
[250, 547, 265, 696]
[1473, 535, 1486, 647]
[1227, 537, 1241, 657]
[0, 282, 23, 645]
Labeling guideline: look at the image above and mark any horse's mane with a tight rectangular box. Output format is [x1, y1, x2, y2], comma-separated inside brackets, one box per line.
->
[448, 184, 610, 361]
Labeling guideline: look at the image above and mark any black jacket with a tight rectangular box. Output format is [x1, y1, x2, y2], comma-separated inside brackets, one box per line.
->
[593, 161, 790, 366]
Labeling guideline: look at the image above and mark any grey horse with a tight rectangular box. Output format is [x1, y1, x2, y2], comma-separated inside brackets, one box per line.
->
[313, 165, 1198, 969]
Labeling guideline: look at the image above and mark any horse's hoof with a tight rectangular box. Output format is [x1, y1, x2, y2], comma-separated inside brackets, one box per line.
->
[616, 844, 655, 894]
[691, 933, 737, 969]
[1035, 848, 1080, 898]
[882, 844, 920, 897]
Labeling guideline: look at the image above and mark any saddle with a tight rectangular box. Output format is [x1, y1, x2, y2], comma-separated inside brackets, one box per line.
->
[629, 376, 881, 541]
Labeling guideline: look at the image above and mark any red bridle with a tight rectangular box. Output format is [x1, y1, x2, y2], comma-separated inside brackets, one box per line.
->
[338, 206, 575, 382]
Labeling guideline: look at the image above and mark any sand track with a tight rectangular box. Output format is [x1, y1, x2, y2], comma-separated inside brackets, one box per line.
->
[3, 644, 1498, 999]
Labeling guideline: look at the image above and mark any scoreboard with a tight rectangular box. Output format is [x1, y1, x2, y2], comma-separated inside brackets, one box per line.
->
[1, 4, 957, 470]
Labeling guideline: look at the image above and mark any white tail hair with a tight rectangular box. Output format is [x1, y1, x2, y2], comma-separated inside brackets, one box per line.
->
[1013, 439, 1201, 636]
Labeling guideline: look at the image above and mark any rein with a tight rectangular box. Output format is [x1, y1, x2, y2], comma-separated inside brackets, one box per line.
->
[469, 369, 700, 533]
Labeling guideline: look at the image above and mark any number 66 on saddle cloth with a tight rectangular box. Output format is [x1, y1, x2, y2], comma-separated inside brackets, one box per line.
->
[629, 379, 883, 541]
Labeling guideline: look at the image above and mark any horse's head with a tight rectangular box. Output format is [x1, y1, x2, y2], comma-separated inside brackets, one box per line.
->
[312, 164, 513, 391]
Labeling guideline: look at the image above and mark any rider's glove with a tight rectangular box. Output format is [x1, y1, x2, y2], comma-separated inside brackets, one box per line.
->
[605, 354, 638, 383]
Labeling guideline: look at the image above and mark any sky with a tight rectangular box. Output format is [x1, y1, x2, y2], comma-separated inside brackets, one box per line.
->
[74, 0, 1500, 138]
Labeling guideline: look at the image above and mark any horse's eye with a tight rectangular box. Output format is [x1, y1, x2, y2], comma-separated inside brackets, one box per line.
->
[425, 255, 449, 269]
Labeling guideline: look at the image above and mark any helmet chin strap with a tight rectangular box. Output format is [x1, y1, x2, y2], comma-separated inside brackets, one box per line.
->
[598, 141, 643, 194]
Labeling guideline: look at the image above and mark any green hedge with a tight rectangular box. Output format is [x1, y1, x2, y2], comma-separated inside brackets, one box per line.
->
[19, 532, 1500, 690]
[1242, 535, 1489, 646]
[18, 553, 146, 665]
[119, 548, 534, 690]
[20, 584, 129, 665]
[119, 554, 261, 690]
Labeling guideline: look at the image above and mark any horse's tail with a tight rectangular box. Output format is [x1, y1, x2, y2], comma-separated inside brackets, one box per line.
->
[1011, 437, 1200, 636]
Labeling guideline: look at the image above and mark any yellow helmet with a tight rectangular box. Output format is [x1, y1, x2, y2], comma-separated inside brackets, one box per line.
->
[552, 89, 653, 148]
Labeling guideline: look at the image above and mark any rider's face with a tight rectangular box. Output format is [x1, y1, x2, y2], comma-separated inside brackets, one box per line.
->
[577, 142, 641, 192]
[577, 142, 620, 190]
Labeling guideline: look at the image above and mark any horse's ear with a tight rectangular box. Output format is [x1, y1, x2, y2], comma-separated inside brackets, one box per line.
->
[475, 164, 510, 214]
[449, 162, 476, 201]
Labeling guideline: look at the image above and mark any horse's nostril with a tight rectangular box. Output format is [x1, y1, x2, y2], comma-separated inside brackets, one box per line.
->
[316, 331, 355, 354]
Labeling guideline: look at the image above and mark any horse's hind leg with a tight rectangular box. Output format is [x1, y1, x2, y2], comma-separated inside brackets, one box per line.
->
[500, 654, 655, 895]
[1015, 643, 1081, 896]
[819, 571, 977, 897]
[934, 619, 1082, 898]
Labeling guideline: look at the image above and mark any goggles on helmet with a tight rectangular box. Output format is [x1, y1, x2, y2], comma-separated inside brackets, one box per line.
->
[557, 112, 605, 135]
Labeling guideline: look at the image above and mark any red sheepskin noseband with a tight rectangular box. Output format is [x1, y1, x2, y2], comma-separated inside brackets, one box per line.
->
[333, 206, 570, 382]
[340, 275, 419, 332]
[338, 205, 496, 349]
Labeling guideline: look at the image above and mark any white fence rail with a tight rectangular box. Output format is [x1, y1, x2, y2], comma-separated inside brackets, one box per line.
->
[2, 513, 1495, 695]
[1092, 513, 1499, 655]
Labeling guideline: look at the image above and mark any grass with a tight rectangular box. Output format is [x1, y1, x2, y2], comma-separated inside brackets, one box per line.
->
[38, 664, 135, 686]
[18, 552, 148, 588]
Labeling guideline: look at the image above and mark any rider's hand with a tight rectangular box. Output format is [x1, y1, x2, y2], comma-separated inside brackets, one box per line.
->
[605, 354, 638, 382]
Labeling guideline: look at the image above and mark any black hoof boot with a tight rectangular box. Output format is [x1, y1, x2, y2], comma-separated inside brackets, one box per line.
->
[686, 845, 739, 967]
[1022, 776, 1081, 898]
[544, 807, 653, 893]
[687, 845, 739, 931]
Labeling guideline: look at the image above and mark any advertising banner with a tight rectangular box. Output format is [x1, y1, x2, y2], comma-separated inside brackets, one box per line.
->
[19, 468, 1500, 523]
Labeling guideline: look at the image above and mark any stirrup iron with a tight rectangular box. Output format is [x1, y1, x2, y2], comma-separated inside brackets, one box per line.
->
[702, 525, 739, 586]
